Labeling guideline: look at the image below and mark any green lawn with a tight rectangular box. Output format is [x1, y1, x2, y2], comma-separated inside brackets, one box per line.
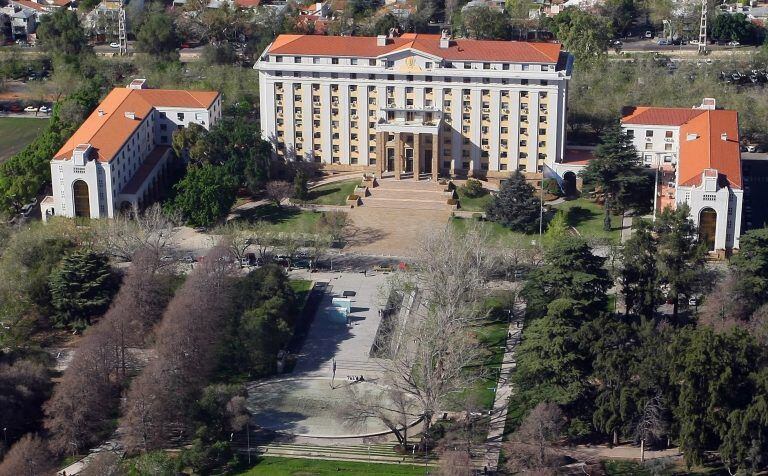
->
[552, 198, 621, 243]
[290, 279, 313, 307]
[0, 117, 49, 162]
[456, 188, 493, 212]
[240, 204, 324, 233]
[237, 457, 426, 475]
[449, 216, 537, 249]
[305, 179, 359, 206]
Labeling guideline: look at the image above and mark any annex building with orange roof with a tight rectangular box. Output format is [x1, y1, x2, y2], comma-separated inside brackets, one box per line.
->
[42, 79, 221, 220]
[620, 98, 743, 253]
[255, 31, 573, 182]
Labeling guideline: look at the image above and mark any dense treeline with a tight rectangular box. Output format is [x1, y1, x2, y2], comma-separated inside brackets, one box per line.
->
[44, 250, 176, 455]
[511, 210, 768, 472]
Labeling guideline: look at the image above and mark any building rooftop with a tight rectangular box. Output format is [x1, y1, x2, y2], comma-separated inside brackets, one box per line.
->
[678, 109, 742, 189]
[266, 33, 562, 63]
[621, 106, 706, 126]
[54, 85, 219, 163]
[621, 103, 742, 190]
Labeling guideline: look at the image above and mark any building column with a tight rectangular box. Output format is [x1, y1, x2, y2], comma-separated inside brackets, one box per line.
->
[394, 132, 402, 180]
[376, 131, 385, 177]
[413, 133, 421, 180]
[431, 132, 438, 181]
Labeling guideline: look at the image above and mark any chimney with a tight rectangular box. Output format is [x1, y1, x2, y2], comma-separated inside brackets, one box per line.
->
[721, 132, 728, 141]
[124, 111, 136, 120]
[439, 29, 450, 49]
[696, 97, 716, 110]
[377, 35, 387, 46]
[127, 79, 148, 90]
[98, 109, 105, 117]
[686, 133, 699, 141]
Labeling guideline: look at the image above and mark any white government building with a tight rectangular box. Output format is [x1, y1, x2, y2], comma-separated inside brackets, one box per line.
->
[255, 31, 573, 181]
[42, 80, 221, 220]
[620, 99, 743, 254]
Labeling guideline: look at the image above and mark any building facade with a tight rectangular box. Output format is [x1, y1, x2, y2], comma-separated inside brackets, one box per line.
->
[256, 32, 572, 180]
[42, 80, 221, 220]
[621, 99, 744, 253]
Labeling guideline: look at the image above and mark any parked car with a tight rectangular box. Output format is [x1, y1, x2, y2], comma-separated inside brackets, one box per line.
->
[688, 296, 700, 306]
[690, 39, 700, 45]
[657, 39, 670, 46]
[23, 106, 38, 112]
[38, 105, 49, 114]
[645, 30, 653, 38]
[610, 39, 623, 46]
[9, 104, 22, 112]
[746, 144, 758, 153]
[109, 42, 120, 48]
[728, 40, 740, 47]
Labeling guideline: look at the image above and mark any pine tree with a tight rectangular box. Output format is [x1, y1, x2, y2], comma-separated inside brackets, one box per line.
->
[580, 125, 645, 230]
[293, 168, 309, 201]
[542, 210, 569, 249]
[485, 171, 540, 233]
[654, 204, 705, 322]
[49, 250, 117, 330]
[620, 220, 659, 320]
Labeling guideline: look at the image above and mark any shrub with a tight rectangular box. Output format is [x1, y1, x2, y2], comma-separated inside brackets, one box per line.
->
[461, 178, 485, 198]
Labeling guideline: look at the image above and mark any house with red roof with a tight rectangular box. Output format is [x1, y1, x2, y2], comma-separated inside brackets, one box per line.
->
[42, 80, 222, 221]
[621, 98, 743, 254]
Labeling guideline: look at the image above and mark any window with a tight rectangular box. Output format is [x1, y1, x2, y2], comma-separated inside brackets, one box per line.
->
[703, 194, 717, 201]
[645, 143, 653, 150]
[521, 79, 528, 85]
[177, 112, 185, 121]
[665, 130, 673, 138]
[626, 129, 634, 138]
[646, 130, 654, 138]
[294, 56, 301, 63]
[665, 143, 673, 151]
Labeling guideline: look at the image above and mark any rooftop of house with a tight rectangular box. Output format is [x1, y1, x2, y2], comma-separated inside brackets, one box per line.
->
[266, 33, 562, 63]
[53, 83, 219, 163]
[621, 103, 742, 190]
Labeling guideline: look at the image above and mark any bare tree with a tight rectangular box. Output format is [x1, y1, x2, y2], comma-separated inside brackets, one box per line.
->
[79, 451, 121, 476]
[698, 273, 750, 332]
[504, 402, 567, 474]
[437, 448, 473, 476]
[217, 221, 254, 266]
[370, 225, 497, 445]
[317, 211, 348, 243]
[44, 248, 175, 455]
[344, 386, 415, 450]
[0, 434, 56, 476]
[121, 246, 236, 453]
[94, 204, 179, 262]
[634, 393, 668, 462]
[265, 181, 293, 206]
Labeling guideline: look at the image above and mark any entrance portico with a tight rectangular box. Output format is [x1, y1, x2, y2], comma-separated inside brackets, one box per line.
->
[375, 113, 441, 181]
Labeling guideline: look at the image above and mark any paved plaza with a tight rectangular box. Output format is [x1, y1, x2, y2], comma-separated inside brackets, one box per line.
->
[345, 207, 451, 257]
[292, 270, 390, 379]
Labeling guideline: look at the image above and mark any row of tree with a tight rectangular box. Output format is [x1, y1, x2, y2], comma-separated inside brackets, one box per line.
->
[508, 208, 768, 472]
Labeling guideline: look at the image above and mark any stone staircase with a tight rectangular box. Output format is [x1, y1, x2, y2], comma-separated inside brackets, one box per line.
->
[361, 179, 456, 211]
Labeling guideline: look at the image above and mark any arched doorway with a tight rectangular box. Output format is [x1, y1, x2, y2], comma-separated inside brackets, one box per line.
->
[72, 180, 90, 218]
[563, 171, 577, 196]
[699, 208, 717, 251]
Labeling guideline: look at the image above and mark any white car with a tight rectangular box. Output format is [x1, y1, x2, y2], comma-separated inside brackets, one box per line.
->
[38, 105, 49, 114]
[728, 41, 740, 47]
[690, 39, 700, 45]
[23, 106, 38, 112]
[109, 42, 120, 48]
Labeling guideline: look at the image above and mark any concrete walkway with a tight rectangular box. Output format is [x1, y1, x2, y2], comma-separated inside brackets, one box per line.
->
[483, 317, 523, 473]
[620, 211, 634, 243]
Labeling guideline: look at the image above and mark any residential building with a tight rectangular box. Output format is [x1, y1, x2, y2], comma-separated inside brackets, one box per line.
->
[621, 99, 744, 254]
[255, 31, 573, 181]
[41, 80, 221, 220]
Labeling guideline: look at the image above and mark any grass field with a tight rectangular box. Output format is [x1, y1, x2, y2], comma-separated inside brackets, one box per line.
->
[305, 179, 359, 206]
[237, 457, 426, 475]
[0, 117, 48, 162]
[456, 187, 493, 212]
[450, 216, 537, 249]
[552, 198, 620, 243]
[242, 204, 324, 233]
[290, 279, 313, 307]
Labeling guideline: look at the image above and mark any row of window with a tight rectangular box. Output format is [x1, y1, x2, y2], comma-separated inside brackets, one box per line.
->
[268, 55, 554, 73]
[270, 70, 551, 86]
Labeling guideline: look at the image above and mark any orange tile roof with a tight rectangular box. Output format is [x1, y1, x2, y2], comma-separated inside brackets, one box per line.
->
[678, 110, 742, 189]
[267, 33, 562, 63]
[561, 148, 594, 165]
[54, 87, 219, 163]
[10, 0, 46, 12]
[621, 106, 706, 126]
[234, 0, 260, 7]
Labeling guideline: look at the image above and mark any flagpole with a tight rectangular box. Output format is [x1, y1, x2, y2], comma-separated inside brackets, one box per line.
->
[539, 173, 544, 246]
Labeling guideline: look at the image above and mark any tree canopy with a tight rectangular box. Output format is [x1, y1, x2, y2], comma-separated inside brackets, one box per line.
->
[37, 9, 89, 57]
[485, 171, 541, 233]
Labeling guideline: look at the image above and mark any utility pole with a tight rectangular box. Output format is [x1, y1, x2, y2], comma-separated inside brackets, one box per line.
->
[698, 0, 708, 54]
[118, 6, 128, 56]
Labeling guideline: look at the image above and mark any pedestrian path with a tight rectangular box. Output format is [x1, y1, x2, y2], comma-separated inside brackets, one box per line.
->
[482, 315, 523, 473]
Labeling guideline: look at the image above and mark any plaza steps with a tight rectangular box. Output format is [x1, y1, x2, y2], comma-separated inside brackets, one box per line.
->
[361, 179, 456, 211]
[240, 441, 439, 465]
